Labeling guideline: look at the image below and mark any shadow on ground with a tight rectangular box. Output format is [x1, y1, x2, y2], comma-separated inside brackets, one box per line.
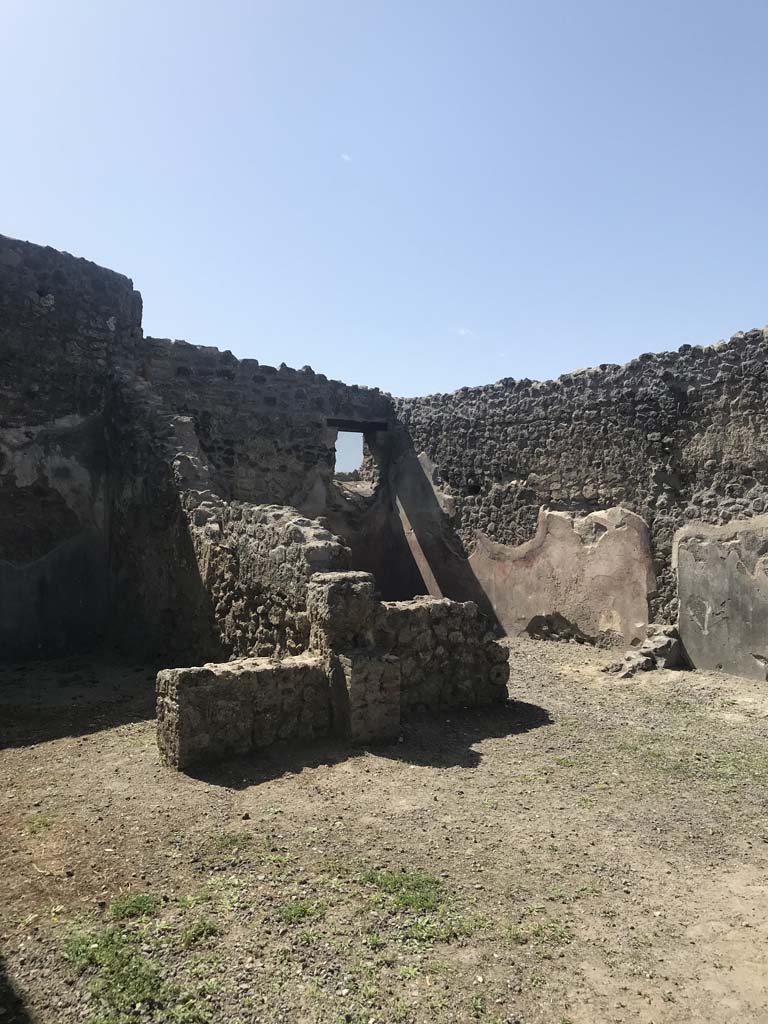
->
[0, 955, 33, 1024]
[0, 654, 158, 749]
[192, 699, 552, 790]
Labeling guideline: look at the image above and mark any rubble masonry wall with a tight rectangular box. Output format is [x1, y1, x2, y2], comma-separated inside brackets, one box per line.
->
[395, 328, 768, 621]
[157, 571, 510, 770]
[182, 494, 351, 659]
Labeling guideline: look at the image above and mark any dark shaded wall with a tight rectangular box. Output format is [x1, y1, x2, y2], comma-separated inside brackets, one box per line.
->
[104, 367, 221, 662]
[0, 234, 429, 661]
[0, 235, 218, 662]
[0, 234, 141, 658]
[395, 328, 768, 620]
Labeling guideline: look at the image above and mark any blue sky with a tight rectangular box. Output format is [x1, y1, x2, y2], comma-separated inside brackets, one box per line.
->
[4, 0, 767, 401]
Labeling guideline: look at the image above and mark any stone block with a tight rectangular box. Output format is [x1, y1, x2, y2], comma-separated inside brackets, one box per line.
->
[328, 651, 401, 743]
[157, 654, 329, 770]
[378, 596, 509, 714]
[307, 571, 378, 653]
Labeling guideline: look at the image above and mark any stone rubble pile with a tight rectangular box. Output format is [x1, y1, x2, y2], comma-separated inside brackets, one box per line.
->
[603, 625, 685, 679]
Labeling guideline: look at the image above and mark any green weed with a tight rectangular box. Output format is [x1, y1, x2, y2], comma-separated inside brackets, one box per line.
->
[403, 913, 479, 945]
[179, 918, 221, 949]
[507, 916, 572, 948]
[277, 899, 326, 925]
[65, 927, 168, 1019]
[109, 893, 161, 921]
[471, 993, 487, 1017]
[363, 869, 444, 912]
[26, 812, 53, 835]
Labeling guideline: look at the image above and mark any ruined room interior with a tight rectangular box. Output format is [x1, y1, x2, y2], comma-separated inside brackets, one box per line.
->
[3, 232, 768, 765]
[4, 234, 768, 1023]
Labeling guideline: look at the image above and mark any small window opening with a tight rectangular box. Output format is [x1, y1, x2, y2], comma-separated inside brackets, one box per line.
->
[335, 431, 365, 479]
[327, 418, 386, 492]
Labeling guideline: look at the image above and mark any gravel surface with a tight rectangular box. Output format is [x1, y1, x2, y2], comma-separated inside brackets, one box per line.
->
[1, 638, 767, 1024]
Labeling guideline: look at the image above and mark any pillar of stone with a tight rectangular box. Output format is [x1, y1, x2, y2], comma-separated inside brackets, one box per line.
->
[307, 571, 401, 743]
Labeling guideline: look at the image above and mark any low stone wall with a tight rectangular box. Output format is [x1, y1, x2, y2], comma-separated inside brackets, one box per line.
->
[307, 572, 510, 723]
[675, 516, 768, 680]
[377, 597, 510, 713]
[327, 651, 402, 745]
[184, 492, 350, 658]
[156, 654, 329, 770]
[158, 571, 510, 770]
[306, 571, 404, 744]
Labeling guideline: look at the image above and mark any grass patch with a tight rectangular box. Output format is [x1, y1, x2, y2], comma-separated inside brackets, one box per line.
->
[616, 731, 768, 788]
[365, 930, 386, 950]
[471, 993, 487, 1017]
[403, 912, 479, 945]
[206, 830, 253, 852]
[507, 916, 572, 949]
[65, 926, 172, 1021]
[363, 869, 445, 912]
[398, 964, 421, 979]
[26, 812, 53, 835]
[277, 898, 326, 925]
[64, 921, 217, 1021]
[192, 875, 245, 912]
[179, 918, 221, 949]
[164, 999, 212, 1023]
[198, 830, 292, 874]
[200, 830, 253, 861]
[109, 893, 161, 921]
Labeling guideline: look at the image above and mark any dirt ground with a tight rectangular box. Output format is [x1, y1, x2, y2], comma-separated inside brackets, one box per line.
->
[1, 639, 768, 1024]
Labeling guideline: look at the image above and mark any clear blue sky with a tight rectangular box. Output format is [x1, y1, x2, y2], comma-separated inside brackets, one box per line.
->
[4, 0, 767, 399]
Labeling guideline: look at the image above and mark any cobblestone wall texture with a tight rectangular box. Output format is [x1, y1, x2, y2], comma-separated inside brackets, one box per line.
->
[0, 235, 397, 660]
[159, 571, 510, 770]
[156, 654, 330, 770]
[143, 337, 394, 511]
[184, 493, 351, 659]
[377, 597, 510, 713]
[395, 328, 768, 620]
[5, 231, 768, 662]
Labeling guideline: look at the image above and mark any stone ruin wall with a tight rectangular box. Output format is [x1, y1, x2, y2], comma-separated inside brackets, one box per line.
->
[674, 515, 768, 681]
[0, 235, 144, 657]
[142, 334, 425, 607]
[469, 507, 655, 646]
[0, 234, 412, 662]
[142, 335, 394, 513]
[183, 494, 351, 659]
[4, 230, 768, 682]
[395, 327, 768, 622]
[0, 234, 252, 662]
[377, 596, 510, 715]
[158, 570, 509, 770]
[156, 653, 331, 771]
